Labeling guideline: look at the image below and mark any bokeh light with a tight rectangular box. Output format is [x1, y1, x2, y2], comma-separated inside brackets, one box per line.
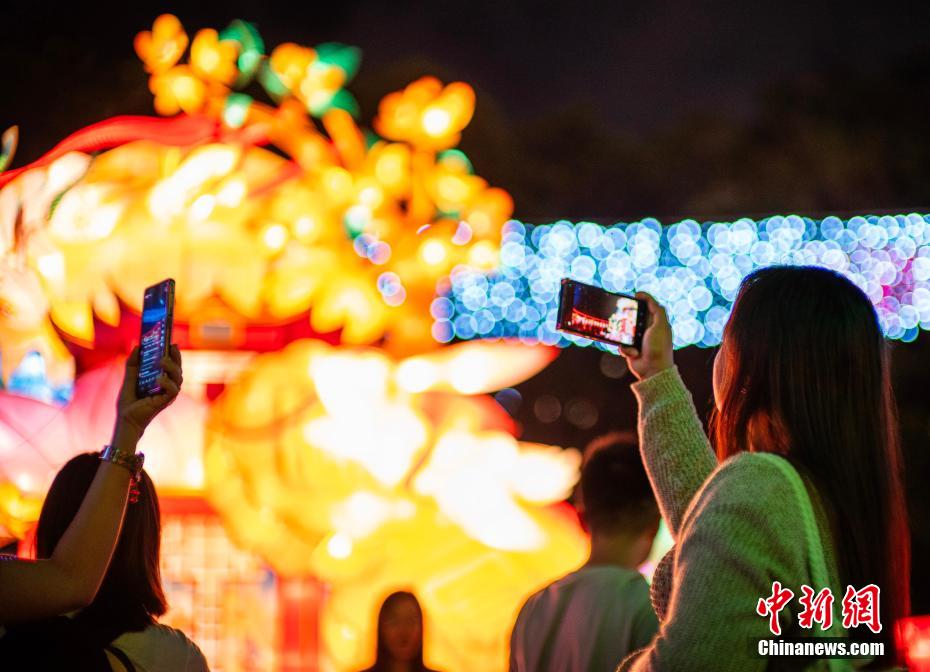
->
[441, 215, 930, 348]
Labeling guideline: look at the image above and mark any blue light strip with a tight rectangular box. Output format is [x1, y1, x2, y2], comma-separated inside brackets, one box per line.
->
[435, 215, 930, 348]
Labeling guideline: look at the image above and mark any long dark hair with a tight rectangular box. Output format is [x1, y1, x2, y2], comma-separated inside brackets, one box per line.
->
[711, 266, 910, 660]
[368, 591, 428, 672]
[36, 453, 167, 636]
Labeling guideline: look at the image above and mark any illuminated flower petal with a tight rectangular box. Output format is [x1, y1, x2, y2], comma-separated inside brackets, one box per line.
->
[375, 77, 476, 150]
[134, 14, 189, 74]
[190, 28, 239, 85]
[149, 65, 207, 115]
[269, 43, 317, 92]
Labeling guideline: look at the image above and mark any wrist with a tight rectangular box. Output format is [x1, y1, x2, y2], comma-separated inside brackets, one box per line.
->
[639, 360, 674, 381]
[100, 444, 145, 490]
[111, 420, 143, 452]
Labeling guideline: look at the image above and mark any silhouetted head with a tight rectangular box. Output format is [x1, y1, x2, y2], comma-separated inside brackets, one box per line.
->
[576, 431, 659, 563]
[711, 265, 909, 661]
[36, 453, 166, 632]
[370, 591, 428, 671]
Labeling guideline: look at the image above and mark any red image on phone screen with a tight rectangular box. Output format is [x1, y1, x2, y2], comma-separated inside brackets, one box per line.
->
[556, 279, 647, 349]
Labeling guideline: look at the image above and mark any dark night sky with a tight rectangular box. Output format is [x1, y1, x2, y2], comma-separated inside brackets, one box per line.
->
[4, 0, 930, 161]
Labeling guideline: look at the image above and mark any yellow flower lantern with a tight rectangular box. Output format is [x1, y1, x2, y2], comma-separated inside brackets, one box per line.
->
[190, 29, 239, 85]
[134, 13, 189, 74]
[0, 14, 514, 377]
[375, 77, 476, 151]
[204, 340, 586, 670]
[0, 15, 582, 672]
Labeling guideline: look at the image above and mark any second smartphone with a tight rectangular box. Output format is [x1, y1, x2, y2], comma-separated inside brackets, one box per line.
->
[556, 279, 648, 350]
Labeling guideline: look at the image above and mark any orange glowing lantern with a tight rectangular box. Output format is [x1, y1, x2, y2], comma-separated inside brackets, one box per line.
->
[150, 65, 209, 116]
[0, 14, 513, 376]
[0, 15, 560, 672]
[269, 43, 317, 91]
[190, 29, 239, 85]
[375, 77, 476, 151]
[204, 339, 586, 671]
[134, 14, 189, 74]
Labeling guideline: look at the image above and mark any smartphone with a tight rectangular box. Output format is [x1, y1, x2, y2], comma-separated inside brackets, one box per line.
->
[136, 279, 175, 398]
[556, 279, 648, 349]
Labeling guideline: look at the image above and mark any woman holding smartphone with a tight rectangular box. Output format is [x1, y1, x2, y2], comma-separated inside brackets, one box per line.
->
[617, 266, 909, 670]
[0, 345, 182, 624]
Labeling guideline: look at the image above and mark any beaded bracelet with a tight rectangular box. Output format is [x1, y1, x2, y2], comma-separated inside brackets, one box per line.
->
[100, 445, 145, 503]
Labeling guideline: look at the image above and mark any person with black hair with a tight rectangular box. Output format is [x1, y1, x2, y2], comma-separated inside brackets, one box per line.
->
[0, 453, 208, 671]
[0, 346, 181, 625]
[617, 266, 910, 670]
[360, 591, 442, 672]
[509, 432, 660, 672]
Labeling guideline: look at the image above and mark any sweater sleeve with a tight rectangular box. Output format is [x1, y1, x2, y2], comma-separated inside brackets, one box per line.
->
[629, 581, 660, 651]
[630, 366, 717, 538]
[617, 454, 809, 672]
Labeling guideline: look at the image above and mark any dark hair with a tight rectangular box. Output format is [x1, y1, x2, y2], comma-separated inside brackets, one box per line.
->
[576, 431, 658, 535]
[711, 266, 910, 662]
[367, 591, 428, 672]
[36, 453, 167, 635]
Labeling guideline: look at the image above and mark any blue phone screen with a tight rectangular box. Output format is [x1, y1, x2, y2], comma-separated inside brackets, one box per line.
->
[137, 284, 170, 396]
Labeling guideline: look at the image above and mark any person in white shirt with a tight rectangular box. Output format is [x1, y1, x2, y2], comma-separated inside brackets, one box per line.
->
[2, 452, 208, 671]
[509, 432, 660, 672]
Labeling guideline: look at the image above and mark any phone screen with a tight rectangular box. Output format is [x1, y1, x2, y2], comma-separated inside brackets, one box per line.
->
[556, 279, 646, 348]
[136, 279, 175, 398]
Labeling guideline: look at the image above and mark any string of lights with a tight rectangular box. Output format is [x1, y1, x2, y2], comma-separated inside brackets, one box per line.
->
[435, 214, 930, 348]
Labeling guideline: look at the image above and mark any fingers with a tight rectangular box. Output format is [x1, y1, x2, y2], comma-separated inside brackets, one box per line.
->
[161, 370, 180, 396]
[635, 291, 669, 326]
[634, 291, 658, 307]
[636, 291, 663, 317]
[619, 345, 640, 359]
[160, 352, 183, 388]
[123, 346, 140, 379]
[120, 346, 142, 399]
[155, 372, 180, 403]
[160, 346, 183, 400]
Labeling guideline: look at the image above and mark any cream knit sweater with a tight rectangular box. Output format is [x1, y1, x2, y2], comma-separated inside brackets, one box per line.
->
[617, 366, 865, 672]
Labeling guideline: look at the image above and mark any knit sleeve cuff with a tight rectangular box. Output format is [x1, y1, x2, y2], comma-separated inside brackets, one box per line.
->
[630, 365, 690, 409]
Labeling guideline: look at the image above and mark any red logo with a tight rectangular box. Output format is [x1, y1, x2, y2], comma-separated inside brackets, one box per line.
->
[841, 584, 882, 634]
[757, 581, 795, 636]
[798, 586, 835, 630]
[757, 583, 882, 635]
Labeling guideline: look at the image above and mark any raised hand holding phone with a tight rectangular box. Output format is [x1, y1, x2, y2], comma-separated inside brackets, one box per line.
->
[113, 344, 183, 445]
[118, 278, 179, 444]
[0, 328, 184, 623]
[618, 292, 675, 381]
